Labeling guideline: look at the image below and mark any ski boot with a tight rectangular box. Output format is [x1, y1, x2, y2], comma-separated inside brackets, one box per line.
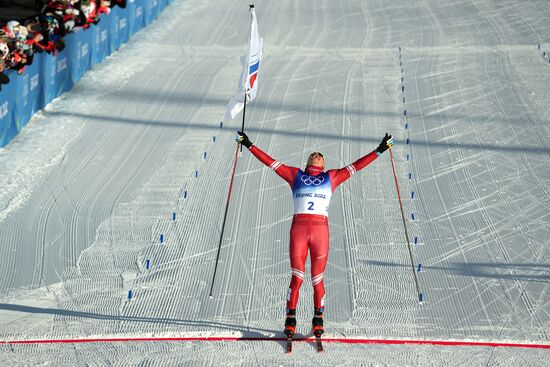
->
[284, 308, 297, 337]
[312, 307, 324, 336]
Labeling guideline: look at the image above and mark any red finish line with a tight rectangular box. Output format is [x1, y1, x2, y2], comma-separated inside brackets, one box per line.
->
[1, 337, 549, 349]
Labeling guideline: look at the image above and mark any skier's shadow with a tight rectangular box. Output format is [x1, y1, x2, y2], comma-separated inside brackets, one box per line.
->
[0, 303, 279, 339]
[283, 332, 319, 353]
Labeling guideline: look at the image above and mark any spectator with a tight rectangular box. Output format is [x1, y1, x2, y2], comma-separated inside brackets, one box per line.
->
[0, 0, 127, 88]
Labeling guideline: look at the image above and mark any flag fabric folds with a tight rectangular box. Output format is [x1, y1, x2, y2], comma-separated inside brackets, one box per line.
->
[223, 7, 263, 121]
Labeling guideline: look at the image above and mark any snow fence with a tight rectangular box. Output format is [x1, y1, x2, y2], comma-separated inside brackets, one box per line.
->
[0, 0, 171, 148]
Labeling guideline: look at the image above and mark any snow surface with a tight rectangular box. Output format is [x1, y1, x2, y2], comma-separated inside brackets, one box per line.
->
[1, 0, 550, 365]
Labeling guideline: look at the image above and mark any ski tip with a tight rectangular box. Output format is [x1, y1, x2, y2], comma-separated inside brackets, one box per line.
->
[209, 295, 214, 299]
[286, 337, 293, 354]
[419, 292, 424, 304]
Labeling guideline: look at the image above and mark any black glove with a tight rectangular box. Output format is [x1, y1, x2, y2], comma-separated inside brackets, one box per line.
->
[236, 131, 253, 148]
[376, 133, 393, 154]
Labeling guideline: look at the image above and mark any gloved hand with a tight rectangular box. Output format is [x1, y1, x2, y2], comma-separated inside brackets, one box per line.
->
[376, 133, 393, 154]
[236, 131, 253, 148]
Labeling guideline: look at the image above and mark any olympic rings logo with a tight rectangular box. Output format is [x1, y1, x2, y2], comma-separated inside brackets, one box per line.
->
[301, 174, 325, 186]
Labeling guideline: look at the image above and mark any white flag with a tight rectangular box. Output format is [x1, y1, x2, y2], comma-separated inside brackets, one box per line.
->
[223, 7, 263, 121]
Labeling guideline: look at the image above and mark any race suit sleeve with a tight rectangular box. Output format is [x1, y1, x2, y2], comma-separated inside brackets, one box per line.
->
[249, 145, 299, 186]
[328, 150, 379, 191]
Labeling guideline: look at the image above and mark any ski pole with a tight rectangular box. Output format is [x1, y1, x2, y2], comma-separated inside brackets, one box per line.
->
[388, 147, 423, 303]
[240, 91, 247, 153]
[209, 143, 241, 298]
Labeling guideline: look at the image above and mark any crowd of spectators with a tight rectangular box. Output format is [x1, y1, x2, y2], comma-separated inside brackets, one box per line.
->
[0, 0, 127, 88]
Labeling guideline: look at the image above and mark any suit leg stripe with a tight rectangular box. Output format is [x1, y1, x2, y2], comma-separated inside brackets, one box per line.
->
[312, 273, 324, 285]
[346, 164, 356, 176]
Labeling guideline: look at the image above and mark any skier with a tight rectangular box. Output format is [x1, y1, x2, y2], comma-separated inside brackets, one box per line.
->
[236, 131, 394, 338]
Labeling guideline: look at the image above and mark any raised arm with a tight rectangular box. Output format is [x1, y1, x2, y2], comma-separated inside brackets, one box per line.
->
[237, 131, 299, 186]
[328, 133, 394, 190]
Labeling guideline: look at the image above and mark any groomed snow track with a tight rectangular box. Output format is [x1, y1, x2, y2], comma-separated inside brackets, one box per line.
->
[1, 0, 550, 365]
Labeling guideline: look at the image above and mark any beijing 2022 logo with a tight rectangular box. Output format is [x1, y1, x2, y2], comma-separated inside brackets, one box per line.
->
[301, 174, 325, 186]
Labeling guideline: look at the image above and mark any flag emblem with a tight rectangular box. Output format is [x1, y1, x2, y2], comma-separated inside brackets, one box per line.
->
[223, 6, 263, 121]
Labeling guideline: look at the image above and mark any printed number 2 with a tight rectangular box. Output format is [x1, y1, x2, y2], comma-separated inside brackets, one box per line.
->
[308, 202, 314, 210]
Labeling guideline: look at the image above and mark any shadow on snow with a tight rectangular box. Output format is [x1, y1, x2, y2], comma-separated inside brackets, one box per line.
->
[361, 259, 550, 283]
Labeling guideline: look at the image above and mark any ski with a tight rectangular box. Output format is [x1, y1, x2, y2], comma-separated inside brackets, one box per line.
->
[286, 336, 293, 353]
[315, 333, 323, 352]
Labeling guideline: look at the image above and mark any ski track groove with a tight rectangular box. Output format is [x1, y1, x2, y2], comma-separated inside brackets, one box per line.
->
[24, 94, 118, 288]
[142, 60, 226, 324]
[112, 66, 198, 326]
[434, 51, 495, 333]
[407, 19, 550, 339]
[410, 52, 486, 336]
[32, 95, 130, 289]
[339, 57, 359, 320]
[480, 51, 549, 339]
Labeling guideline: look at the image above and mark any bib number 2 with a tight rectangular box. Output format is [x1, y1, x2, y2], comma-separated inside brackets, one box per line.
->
[308, 202, 314, 211]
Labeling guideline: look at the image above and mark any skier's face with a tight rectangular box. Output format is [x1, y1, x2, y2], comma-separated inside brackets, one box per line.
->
[307, 152, 324, 168]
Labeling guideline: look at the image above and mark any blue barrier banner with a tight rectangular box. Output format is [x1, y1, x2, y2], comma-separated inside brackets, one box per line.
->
[0, 75, 17, 147]
[109, 7, 127, 53]
[144, 0, 159, 25]
[66, 29, 94, 83]
[91, 18, 110, 65]
[131, 0, 147, 35]
[41, 50, 73, 105]
[14, 59, 43, 130]
[127, 0, 138, 37]
[118, 7, 130, 45]
[0, 0, 171, 148]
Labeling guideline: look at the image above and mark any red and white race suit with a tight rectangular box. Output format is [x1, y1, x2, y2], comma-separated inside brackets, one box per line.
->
[249, 145, 380, 310]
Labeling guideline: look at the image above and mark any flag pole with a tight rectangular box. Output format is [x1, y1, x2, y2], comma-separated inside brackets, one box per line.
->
[210, 5, 255, 297]
[239, 3, 254, 152]
[240, 92, 247, 153]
